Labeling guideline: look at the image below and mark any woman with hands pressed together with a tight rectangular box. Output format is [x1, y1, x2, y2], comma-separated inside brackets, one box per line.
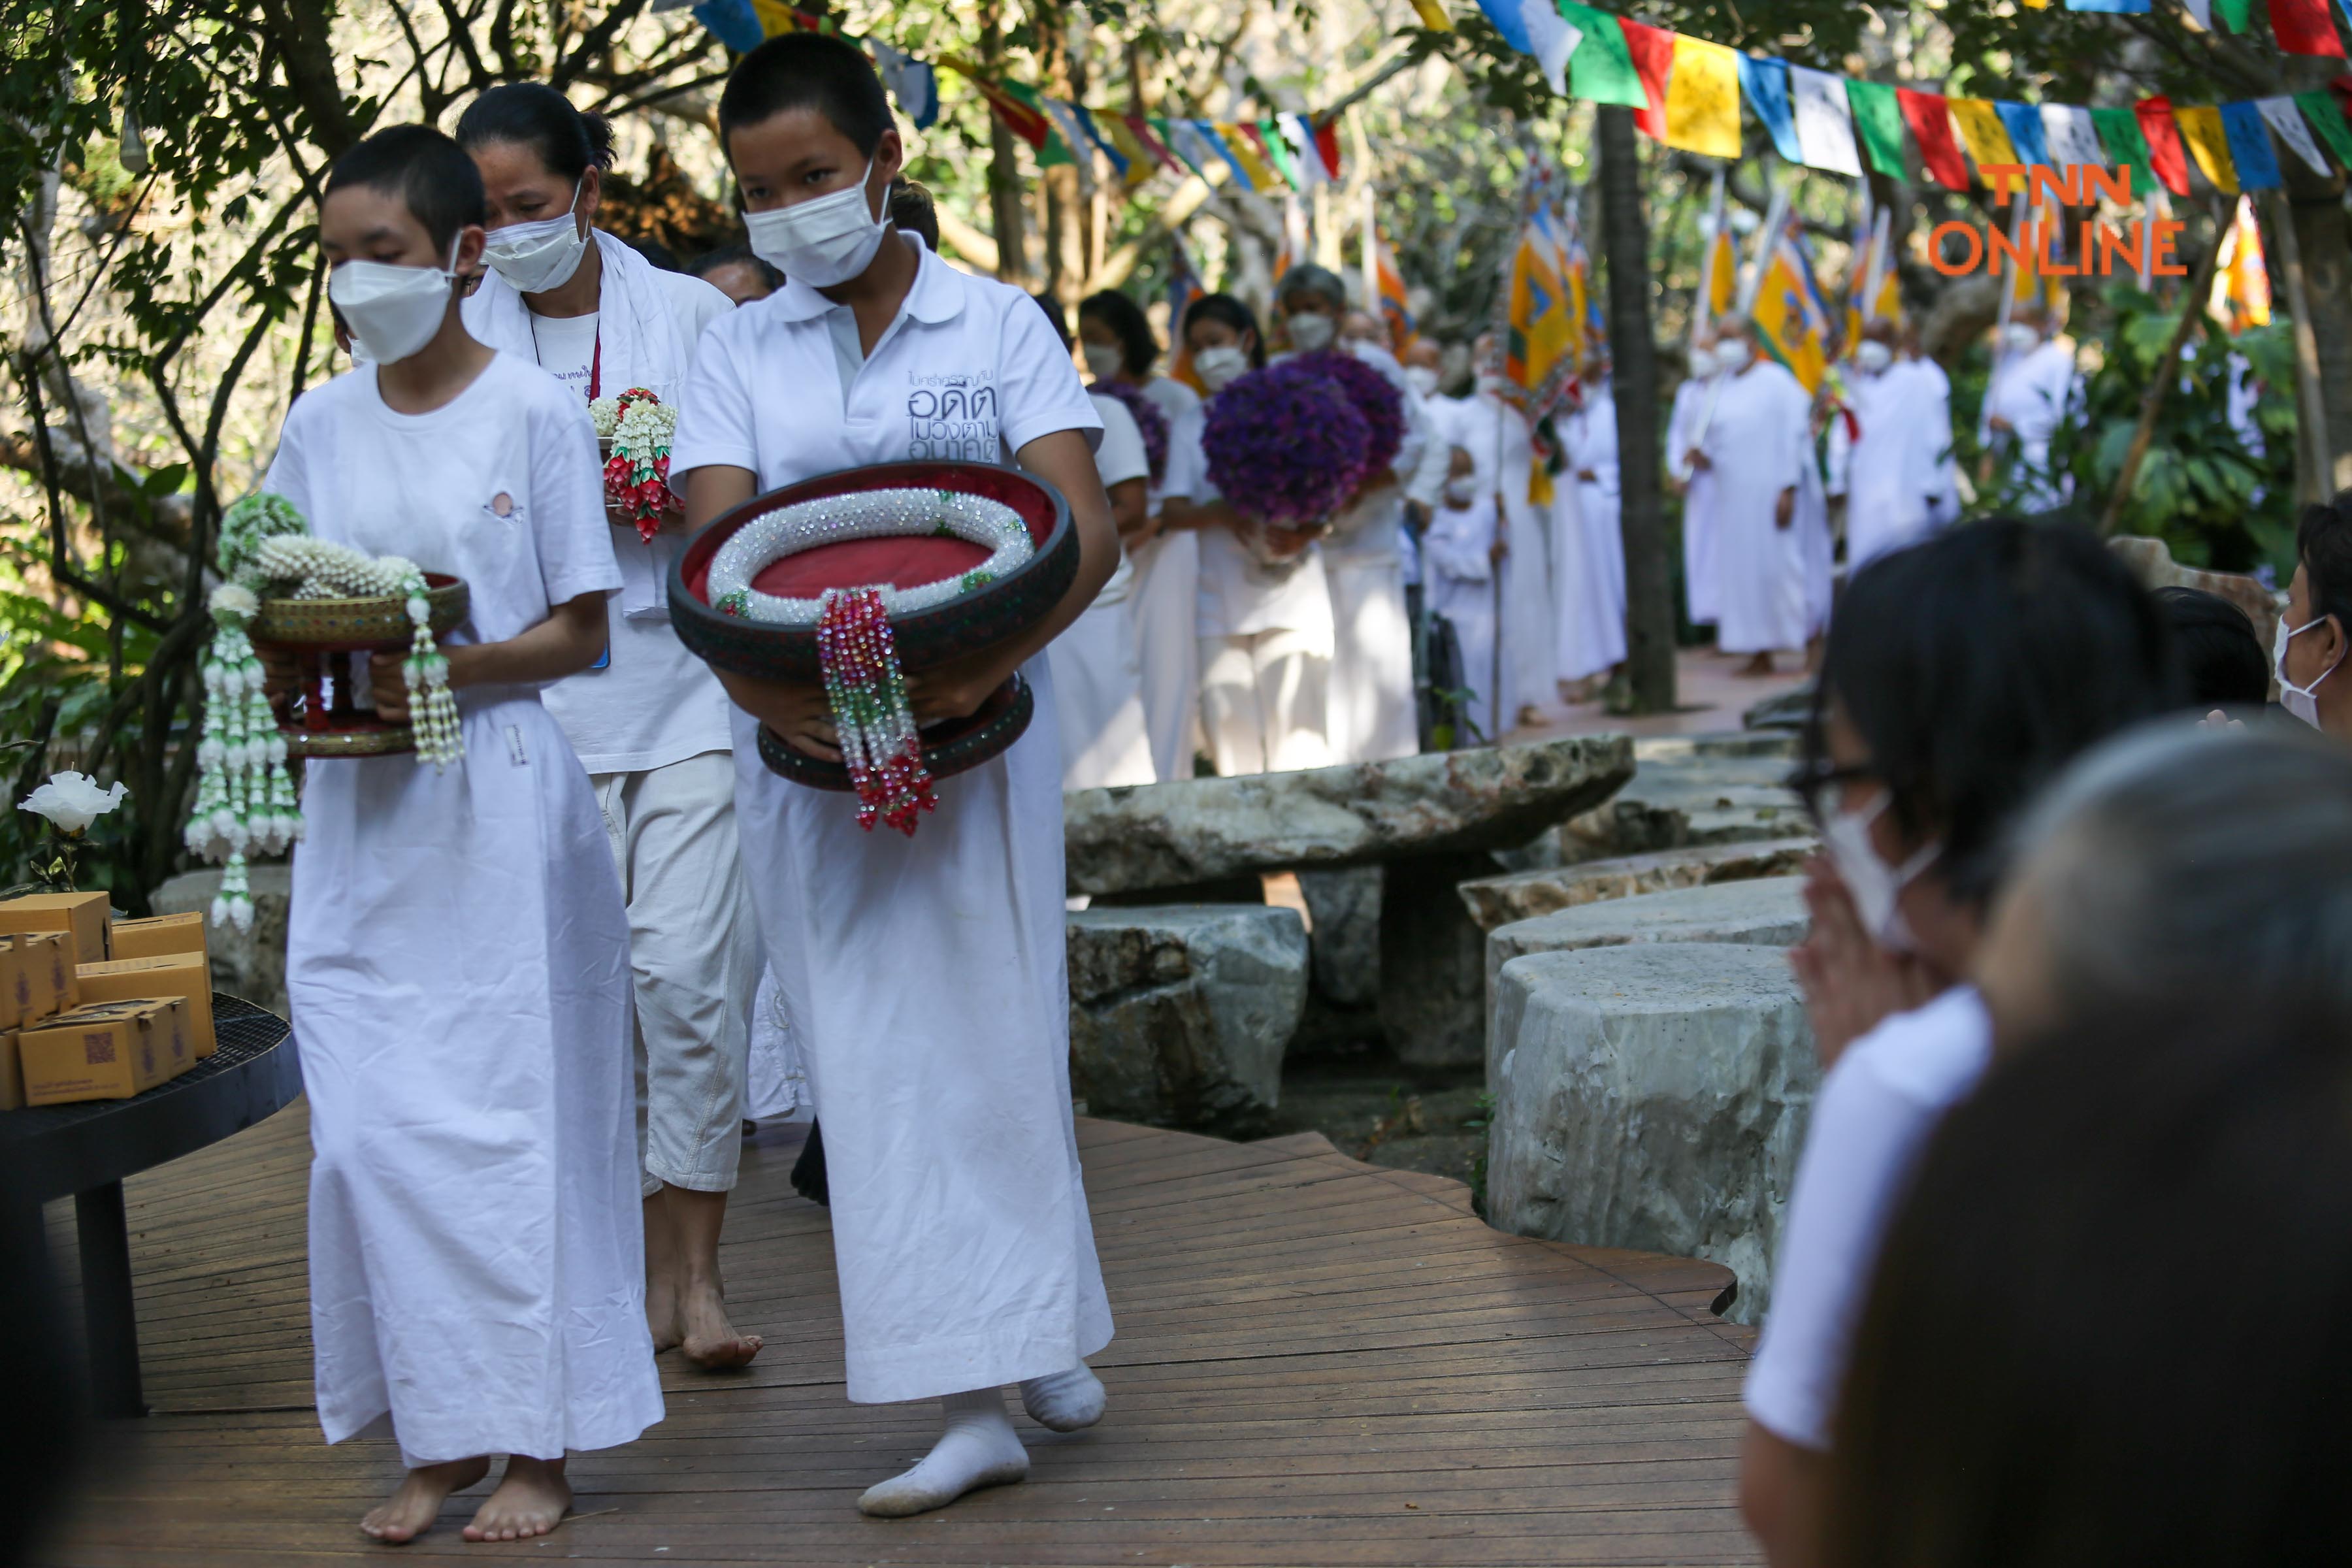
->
[1740, 519, 2175, 1566]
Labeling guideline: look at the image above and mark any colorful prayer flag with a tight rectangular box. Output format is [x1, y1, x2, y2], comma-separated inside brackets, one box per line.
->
[2176, 103, 2241, 193]
[2268, 0, 2346, 54]
[2218, 100, 2283, 188]
[1556, 2, 1649, 109]
[1071, 103, 1130, 178]
[1474, 0, 1533, 54]
[1617, 19, 1676, 142]
[1665, 35, 1742, 158]
[1994, 101, 2053, 169]
[1739, 56, 1804, 163]
[1789, 65, 1862, 175]
[2136, 97, 2195, 195]
[1901, 90, 1972, 189]
[1194, 123, 1257, 190]
[2258, 95, 2333, 174]
[1846, 80, 1910, 178]
[2090, 106, 2155, 196]
[2295, 88, 2352, 165]
[1253, 120, 1301, 188]
[2066, 0, 2151, 11]
[2213, 195, 2272, 329]
[1279, 115, 1324, 188]
[1949, 98, 2021, 175]
[2214, 0, 2254, 27]
[1157, 118, 1211, 180]
[1315, 120, 1346, 181]
[868, 40, 939, 130]
[1229, 123, 1283, 189]
[691, 0, 763, 52]
[2040, 105, 2107, 174]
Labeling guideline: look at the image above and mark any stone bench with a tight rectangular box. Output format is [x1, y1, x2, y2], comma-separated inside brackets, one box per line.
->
[1066, 904, 1308, 1135]
[1486, 943, 1817, 1324]
[1457, 836, 1817, 933]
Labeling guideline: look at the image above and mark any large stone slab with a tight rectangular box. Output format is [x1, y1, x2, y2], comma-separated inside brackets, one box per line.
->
[1062, 736, 1635, 896]
[155, 864, 291, 1015]
[1066, 905, 1308, 1135]
[1458, 836, 1817, 933]
[1488, 943, 1816, 1324]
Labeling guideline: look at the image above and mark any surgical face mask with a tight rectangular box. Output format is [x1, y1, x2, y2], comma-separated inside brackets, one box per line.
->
[1405, 365, 1441, 398]
[1689, 345, 1719, 378]
[1194, 344, 1250, 391]
[481, 180, 587, 295]
[1475, 370, 1506, 397]
[2275, 613, 2341, 728]
[1716, 338, 1754, 372]
[2001, 323, 2040, 354]
[1443, 476, 1478, 506]
[1082, 342, 1124, 382]
[330, 234, 463, 366]
[1855, 340, 1893, 374]
[1287, 312, 1337, 353]
[1820, 791, 1940, 951]
[743, 156, 888, 287]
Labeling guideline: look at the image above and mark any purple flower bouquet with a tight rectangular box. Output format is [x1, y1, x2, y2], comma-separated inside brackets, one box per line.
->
[1294, 350, 1405, 478]
[1202, 361, 1371, 528]
[1089, 379, 1169, 485]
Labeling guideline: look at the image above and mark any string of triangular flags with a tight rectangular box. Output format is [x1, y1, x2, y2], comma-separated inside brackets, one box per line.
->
[1460, 0, 2352, 199]
[680, 0, 1347, 194]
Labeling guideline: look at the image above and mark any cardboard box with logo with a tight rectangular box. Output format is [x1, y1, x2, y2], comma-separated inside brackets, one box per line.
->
[0, 891, 112, 966]
[76, 954, 216, 1058]
[20, 996, 191, 1105]
[12, 931, 75, 1017]
[108, 911, 208, 964]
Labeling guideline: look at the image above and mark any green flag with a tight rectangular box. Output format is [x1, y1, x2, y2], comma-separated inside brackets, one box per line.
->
[2212, 0, 2252, 28]
[2089, 106, 2155, 200]
[1003, 81, 1073, 167]
[1256, 118, 1302, 188]
[1554, 1, 1647, 108]
[2295, 90, 2352, 167]
[1844, 80, 1909, 179]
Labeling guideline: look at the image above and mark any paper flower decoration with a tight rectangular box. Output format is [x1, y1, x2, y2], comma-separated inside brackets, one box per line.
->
[21, 771, 127, 836]
[1201, 361, 1371, 525]
[1088, 380, 1169, 486]
[1294, 350, 1405, 479]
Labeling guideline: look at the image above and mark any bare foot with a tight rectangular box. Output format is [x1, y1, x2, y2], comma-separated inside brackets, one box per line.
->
[1739, 653, 1776, 677]
[679, 1275, 763, 1371]
[644, 1192, 683, 1353]
[461, 1455, 572, 1543]
[359, 1456, 489, 1544]
[645, 1271, 683, 1354]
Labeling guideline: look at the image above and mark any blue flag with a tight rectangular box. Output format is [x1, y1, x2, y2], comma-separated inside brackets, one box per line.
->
[1738, 56, 1805, 163]
[2219, 100, 2284, 189]
[1995, 100, 2053, 168]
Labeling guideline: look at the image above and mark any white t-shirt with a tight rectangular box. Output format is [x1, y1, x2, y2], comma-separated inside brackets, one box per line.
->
[529, 268, 738, 774]
[1743, 985, 1994, 1450]
[1086, 390, 1148, 606]
[1162, 402, 1335, 647]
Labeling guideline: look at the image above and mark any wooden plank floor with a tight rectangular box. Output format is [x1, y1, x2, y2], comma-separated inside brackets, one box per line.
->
[33, 1100, 1759, 1567]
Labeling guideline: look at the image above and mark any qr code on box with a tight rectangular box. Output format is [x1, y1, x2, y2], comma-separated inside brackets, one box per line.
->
[84, 1032, 116, 1065]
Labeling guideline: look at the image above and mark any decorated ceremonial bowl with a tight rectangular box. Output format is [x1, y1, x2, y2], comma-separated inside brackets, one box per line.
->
[754, 672, 1035, 792]
[249, 574, 469, 651]
[670, 461, 1079, 683]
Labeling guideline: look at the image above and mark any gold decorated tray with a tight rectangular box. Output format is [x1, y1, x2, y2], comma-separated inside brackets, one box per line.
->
[249, 574, 468, 650]
[284, 725, 421, 759]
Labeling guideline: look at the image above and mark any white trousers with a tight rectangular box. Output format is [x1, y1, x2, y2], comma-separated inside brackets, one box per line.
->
[1325, 557, 1418, 764]
[594, 751, 761, 1199]
[1047, 598, 1158, 789]
[1198, 630, 1334, 776]
[1129, 530, 1201, 781]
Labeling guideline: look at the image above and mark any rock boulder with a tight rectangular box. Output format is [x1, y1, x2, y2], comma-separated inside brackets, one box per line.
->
[1457, 836, 1817, 932]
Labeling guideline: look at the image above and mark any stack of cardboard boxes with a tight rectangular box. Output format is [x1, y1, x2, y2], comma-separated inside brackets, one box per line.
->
[0, 894, 214, 1109]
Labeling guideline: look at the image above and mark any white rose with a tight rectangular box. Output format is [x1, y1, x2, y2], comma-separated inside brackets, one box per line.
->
[20, 770, 129, 835]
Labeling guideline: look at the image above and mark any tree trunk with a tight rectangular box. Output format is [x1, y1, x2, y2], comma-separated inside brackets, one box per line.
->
[1596, 106, 1675, 715]
[2283, 164, 2352, 496]
[979, 6, 1029, 286]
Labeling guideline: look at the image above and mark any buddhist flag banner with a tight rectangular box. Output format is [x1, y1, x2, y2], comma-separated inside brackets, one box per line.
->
[1665, 35, 1742, 157]
[2258, 95, 2333, 173]
[1791, 64, 1863, 174]
[1846, 80, 1911, 178]
[1706, 223, 1739, 317]
[1556, 2, 1650, 108]
[2090, 106, 2155, 195]
[2136, 97, 2195, 194]
[2176, 103, 2240, 193]
[1374, 232, 1418, 351]
[1618, 19, 1676, 140]
[1753, 226, 1835, 393]
[1995, 101, 2054, 168]
[1502, 206, 1580, 416]
[2041, 105, 2108, 174]
[1901, 90, 1973, 189]
[1166, 246, 1209, 393]
[1950, 98, 2021, 174]
[2295, 89, 2352, 164]
[2268, 0, 2346, 54]
[2218, 100, 2283, 188]
[1522, 0, 1584, 94]
[2213, 196, 2272, 329]
[1739, 56, 1805, 163]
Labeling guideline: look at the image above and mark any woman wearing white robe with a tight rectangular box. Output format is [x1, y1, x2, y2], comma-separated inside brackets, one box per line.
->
[1318, 338, 1435, 764]
[1424, 476, 1503, 742]
[1443, 350, 1556, 730]
[1668, 350, 1723, 628]
[1046, 384, 1157, 789]
[1697, 326, 1813, 664]
[1560, 370, 1627, 682]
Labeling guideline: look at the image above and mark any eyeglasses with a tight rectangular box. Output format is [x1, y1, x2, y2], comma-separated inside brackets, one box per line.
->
[1786, 759, 1878, 824]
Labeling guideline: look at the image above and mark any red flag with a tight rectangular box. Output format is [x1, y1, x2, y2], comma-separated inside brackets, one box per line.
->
[1897, 90, 1970, 190]
[2270, 0, 2346, 56]
[1618, 20, 1675, 142]
[2134, 96, 2193, 196]
[1122, 114, 1184, 176]
[1313, 119, 1344, 180]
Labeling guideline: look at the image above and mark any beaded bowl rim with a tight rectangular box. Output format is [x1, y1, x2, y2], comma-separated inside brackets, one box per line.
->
[755, 672, 1032, 791]
[248, 572, 468, 651]
[670, 461, 1078, 681]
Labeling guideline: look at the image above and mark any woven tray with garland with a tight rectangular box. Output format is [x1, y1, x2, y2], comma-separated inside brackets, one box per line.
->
[249, 576, 468, 757]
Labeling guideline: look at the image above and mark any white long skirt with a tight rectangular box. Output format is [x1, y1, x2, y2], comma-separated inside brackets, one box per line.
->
[1127, 530, 1201, 783]
[1047, 598, 1158, 789]
[1684, 474, 1721, 627]
[291, 691, 661, 1467]
[1560, 483, 1627, 681]
[730, 663, 1114, 1404]
[1324, 555, 1418, 764]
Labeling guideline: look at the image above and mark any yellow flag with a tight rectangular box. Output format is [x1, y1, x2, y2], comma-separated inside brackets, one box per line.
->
[1664, 36, 1742, 159]
[2213, 195, 2270, 329]
[1505, 209, 1578, 404]
[2174, 105, 2240, 195]
[1221, 124, 1279, 191]
[749, 0, 799, 33]
[1948, 99, 2019, 177]
[1528, 462, 1556, 506]
[1707, 228, 1738, 316]
[1409, 0, 1454, 29]
[1752, 234, 1833, 395]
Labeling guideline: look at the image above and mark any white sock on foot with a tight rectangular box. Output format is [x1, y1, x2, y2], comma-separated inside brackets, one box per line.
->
[1019, 1364, 1107, 1432]
[856, 1388, 1028, 1518]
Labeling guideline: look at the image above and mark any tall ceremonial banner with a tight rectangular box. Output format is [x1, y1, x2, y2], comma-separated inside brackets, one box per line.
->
[1501, 203, 1581, 417]
[2214, 195, 2272, 329]
[1752, 223, 1835, 393]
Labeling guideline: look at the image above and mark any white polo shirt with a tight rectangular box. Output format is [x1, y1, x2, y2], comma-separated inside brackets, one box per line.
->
[1085, 389, 1149, 607]
[669, 241, 1102, 497]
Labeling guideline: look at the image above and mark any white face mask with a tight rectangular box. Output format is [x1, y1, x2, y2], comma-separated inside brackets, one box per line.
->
[1689, 345, 1719, 378]
[744, 155, 889, 288]
[1716, 338, 1754, 372]
[1475, 370, 1507, 397]
[1820, 792, 1939, 952]
[1286, 312, 1337, 353]
[1443, 476, 1478, 506]
[1404, 365, 1441, 398]
[2276, 613, 2341, 728]
[482, 179, 588, 295]
[2001, 323, 2040, 355]
[1081, 342, 1124, 382]
[1855, 339, 1893, 374]
[331, 234, 463, 366]
[1194, 344, 1250, 392]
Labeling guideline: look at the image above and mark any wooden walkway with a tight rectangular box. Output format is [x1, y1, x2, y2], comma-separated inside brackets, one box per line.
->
[35, 1101, 1760, 1566]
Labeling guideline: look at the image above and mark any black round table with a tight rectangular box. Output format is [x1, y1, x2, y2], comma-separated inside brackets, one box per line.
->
[0, 994, 299, 1416]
